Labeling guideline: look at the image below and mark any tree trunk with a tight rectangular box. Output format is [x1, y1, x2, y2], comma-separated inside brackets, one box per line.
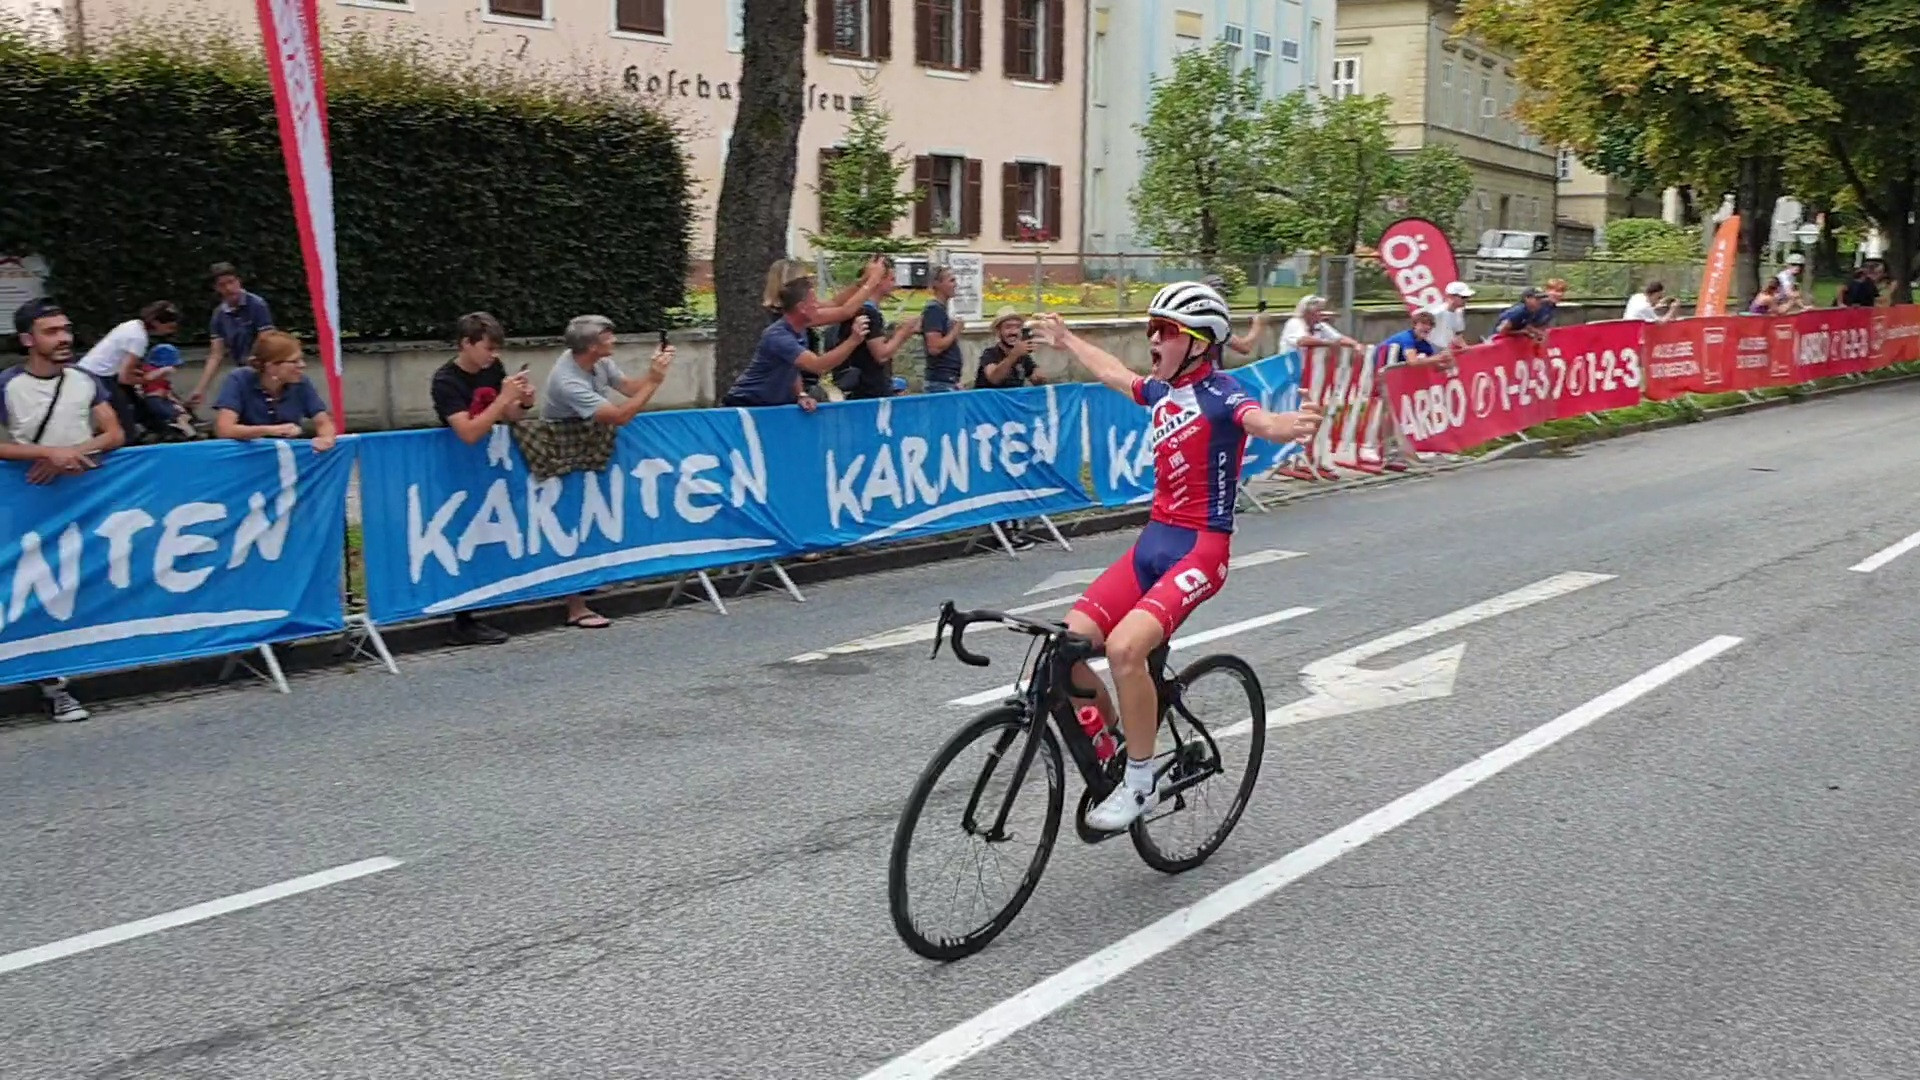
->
[1677, 185, 1698, 227]
[713, 0, 807, 391]
[1733, 156, 1782, 302]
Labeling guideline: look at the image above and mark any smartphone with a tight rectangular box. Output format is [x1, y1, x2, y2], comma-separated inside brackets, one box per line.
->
[515, 362, 530, 374]
[1257, 300, 1269, 313]
[658, 329, 671, 348]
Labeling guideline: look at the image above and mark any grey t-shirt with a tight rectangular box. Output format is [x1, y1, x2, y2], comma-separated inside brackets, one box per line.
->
[542, 351, 627, 420]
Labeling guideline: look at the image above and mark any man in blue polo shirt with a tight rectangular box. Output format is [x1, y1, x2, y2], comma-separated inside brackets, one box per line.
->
[1493, 287, 1552, 342]
[189, 261, 274, 409]
[1378, 310, 1445, 369]
[723, 277, 869, 409]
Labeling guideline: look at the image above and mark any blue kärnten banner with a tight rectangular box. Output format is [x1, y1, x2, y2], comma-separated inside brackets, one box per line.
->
[356, 384, 1090, 624]
[0, 439, 351, 685]
[1084, 351, 1305, 507]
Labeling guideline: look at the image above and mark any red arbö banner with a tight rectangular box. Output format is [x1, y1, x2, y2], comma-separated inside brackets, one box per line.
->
[1377, 218, 1461, 313]
[1382, 305, 1920, 454]
[1381, 320, 1647, 454]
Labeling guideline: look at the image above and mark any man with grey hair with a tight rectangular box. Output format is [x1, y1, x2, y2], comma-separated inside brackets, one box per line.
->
[542, 314, 673, 628]
[544, 315, 673, 429]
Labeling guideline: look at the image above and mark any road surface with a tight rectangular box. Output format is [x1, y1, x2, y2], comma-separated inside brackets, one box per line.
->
[5, 381, 1920, 1079]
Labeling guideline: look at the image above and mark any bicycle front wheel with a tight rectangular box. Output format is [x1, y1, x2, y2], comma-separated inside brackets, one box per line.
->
[887, 706, 1065, 961]
[1131, 653, 1267, 874]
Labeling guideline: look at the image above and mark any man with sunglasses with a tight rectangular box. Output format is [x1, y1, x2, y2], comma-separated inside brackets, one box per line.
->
[1032, 282, 1322, 830]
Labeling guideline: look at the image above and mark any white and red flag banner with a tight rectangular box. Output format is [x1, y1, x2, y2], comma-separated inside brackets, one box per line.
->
[255, 0, 345, 429]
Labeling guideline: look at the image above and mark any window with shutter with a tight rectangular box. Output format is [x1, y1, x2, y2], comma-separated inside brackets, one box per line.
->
[1006, 0, 1042, 80]
[1001, 162, 1020, 240]
[824, 0, 891, 60]
[916, 155, 966, 235]
[1045, 0, 1064, 82]
[489, 0, 543, 18]
[919, 0, 965, 69]
[962, 0, 982, 71]
[615, 0, 666, 36]
[962, 159, 982, 237]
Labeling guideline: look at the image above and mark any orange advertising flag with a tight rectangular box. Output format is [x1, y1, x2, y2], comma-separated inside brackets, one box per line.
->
[1697, 215, 1740, 317]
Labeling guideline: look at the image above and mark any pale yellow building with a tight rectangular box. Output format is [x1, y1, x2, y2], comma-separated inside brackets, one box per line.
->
[1332, 0, 1556, 248]
[1556, 149, 1664, 242]
[64, 0, 1083, 268]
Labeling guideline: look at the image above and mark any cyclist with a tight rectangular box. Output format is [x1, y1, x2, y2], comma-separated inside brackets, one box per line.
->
[1031, 282, 1321, 830]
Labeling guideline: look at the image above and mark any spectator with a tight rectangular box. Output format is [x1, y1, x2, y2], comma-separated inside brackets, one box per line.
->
[764, 257, 888, 400]
[1375, 310, 1448, 472]
[76, 300, 181, 439]
[541, 314, 673, 630]
[974, 307, 1044, 389]
[1494, 287, 1552, 341]
[1280, 295, 1360, 354]
[212, 330, 336, 450]
[191, 262, 274, 410]
[1420, 280, 1475, 352]
[1, 298, 126, 723]
[920, 267, 966, 392]
[834, 259, 921, 400]
[1777, 254, 1806, 305]
[1748, 280, 1785, 316]
[1200, 274, 1271, 356]
[430, 311, 535, 646]
[973, 306, 1044, 550]
[1624, 281, 1680, 323]
[1377, 311, 1449, 370]
[723, 277, 869, 410]
[1841, 266, 1880, 308]
[130, 344, 197, 442]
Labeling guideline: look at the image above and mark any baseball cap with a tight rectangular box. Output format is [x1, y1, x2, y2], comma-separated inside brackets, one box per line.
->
[13, 296, 63, 336]
[145, 343, 184, 369]
[1521, 286, 1548, 299]
[1444, 281, 1475, 298]
[1786, 253, 1806, 266]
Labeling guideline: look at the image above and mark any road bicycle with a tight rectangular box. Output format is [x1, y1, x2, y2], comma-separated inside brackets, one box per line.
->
[886, 601, 1267, 961]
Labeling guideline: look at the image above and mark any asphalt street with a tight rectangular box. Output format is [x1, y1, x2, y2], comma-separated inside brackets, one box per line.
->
[5, 380, 1920, 1079]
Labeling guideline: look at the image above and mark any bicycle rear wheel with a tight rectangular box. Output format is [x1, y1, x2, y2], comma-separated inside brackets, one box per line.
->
[1130, 653, 1266, 874]
[888, 707, 1065, 961]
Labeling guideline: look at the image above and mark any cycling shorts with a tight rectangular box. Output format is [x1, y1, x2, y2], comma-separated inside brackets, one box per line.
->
[1072, 521, 1231, 639]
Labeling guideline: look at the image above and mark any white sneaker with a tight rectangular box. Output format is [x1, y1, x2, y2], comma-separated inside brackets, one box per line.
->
[1087, 780, 1157, 831]
[39, 679, 89, 723]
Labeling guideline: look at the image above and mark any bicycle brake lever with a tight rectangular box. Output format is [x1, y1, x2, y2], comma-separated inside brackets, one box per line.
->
[930, 601, 953, 660]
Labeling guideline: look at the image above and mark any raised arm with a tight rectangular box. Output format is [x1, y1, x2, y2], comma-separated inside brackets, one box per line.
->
[1239, 400, 1323, 446]
[798, 314, 870, 374]
[1032, 313, 1137, 396]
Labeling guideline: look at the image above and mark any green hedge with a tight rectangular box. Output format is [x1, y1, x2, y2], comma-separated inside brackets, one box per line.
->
[0, 28, 691, 342]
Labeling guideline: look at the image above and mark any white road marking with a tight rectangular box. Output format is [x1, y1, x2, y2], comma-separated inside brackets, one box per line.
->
[0, 857, 404, 976]
[946, 606, 1317, 708]
[1022, 548, 1306, 595]
[1213, 571, 1616, 740]
[1849, 529, 1920, 573]
[858, 635, 1743, 1080]
[787, 596, 1077, 664]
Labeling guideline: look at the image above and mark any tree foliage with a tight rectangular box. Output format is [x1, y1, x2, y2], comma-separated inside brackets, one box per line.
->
[1131, 46, 1475, 259]
[1460, 0, 1828, 297]
[1130, 44, 1265, 261]
[0, 22, 690, 342]
[806, 77, 925, 257]
[1599, 218, 1700, 263]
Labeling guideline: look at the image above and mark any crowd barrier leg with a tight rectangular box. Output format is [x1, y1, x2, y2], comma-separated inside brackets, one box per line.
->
[1031, 514, 1072, 552]
[1236, 479, 1272, 513]
[1334, 353, 1384, 475]
[735, 561, 806, 603]
[340, 614, 400, 674]
[219, 644, 291, 695]
[667, 570, 729, 614]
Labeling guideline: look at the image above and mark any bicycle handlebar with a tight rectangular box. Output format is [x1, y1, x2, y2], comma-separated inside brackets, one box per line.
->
[931, 601, 1081, 669]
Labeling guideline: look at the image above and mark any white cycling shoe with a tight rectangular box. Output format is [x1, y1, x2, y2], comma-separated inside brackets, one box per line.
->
[1087, 780, 1158, 832]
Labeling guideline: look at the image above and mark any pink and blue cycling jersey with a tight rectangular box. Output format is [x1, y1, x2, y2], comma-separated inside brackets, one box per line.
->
[1130, 363, 1259, 534]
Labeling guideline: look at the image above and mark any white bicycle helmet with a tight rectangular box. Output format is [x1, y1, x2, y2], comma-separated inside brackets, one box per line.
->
[1147, 281, 1232, 346]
